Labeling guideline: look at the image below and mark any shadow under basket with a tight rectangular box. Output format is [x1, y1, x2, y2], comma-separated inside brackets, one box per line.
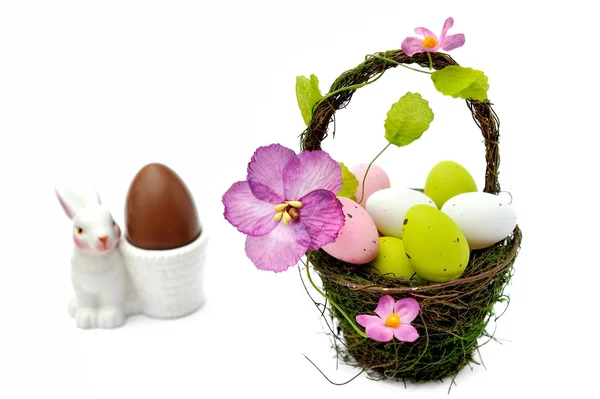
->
[300, 50, 523, 382]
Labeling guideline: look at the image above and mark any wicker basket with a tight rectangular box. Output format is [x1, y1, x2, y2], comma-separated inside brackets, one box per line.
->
[301, 50, 522, 382]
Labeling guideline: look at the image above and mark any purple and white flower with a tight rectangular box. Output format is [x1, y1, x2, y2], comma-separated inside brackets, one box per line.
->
[222, 144, 345, 272]
[356, 295, 420, 343]
[401, 17, 465, 57]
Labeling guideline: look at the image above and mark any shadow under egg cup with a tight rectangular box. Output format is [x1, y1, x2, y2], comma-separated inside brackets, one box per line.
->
[120, 227, 209, 319]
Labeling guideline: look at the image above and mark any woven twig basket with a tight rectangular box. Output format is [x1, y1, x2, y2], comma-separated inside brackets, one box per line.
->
[301, 50, 522, 382]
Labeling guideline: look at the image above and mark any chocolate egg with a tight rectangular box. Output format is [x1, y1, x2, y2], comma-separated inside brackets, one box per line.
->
[125, 163, 201, 250]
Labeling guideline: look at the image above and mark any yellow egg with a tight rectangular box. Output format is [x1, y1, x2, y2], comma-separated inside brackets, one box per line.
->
[424, 160, 477, 208]
[402, 205, 470, 283]
[370, 237, 420, 281]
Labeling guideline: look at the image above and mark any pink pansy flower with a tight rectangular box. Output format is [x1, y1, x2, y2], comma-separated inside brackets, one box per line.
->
[222, 144, 345, 272]
[401, 17, 465, 57]
[356, 295, 420, 343]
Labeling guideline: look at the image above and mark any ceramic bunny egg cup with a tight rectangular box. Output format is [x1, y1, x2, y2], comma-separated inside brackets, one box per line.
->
[56, 163, 209, 329]
[56, 187, 140, 329]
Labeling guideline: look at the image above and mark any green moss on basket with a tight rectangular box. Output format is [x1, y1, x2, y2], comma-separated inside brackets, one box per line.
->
[308, 227, 520, 382]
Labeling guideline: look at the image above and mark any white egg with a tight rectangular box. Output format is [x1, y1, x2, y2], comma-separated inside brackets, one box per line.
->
[441, 192, 517, 250]
[365, 188, 436, 238]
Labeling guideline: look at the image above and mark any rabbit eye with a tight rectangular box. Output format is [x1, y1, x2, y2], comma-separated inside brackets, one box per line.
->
[76, 227, 84, 234]
[112, 220, 116, 227]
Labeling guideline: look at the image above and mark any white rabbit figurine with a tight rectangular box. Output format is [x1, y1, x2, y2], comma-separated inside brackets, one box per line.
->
[56, 186, 135, 329]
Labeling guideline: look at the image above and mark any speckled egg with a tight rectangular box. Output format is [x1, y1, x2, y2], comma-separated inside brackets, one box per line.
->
[370, 237, 421, 281]
[350, 163, 391, 207]
[402, 204, 470, 283]
[322, 197, 379, 264]
[424, 160, 477, 208]
[441, 192, 517, 250]
[366, 187, 436, 238]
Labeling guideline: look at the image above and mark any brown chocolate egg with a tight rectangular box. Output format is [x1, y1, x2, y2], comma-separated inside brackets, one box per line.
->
[125, 163, 201, 250]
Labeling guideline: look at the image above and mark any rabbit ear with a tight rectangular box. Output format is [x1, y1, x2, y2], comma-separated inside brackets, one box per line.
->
[55, 186, 101, 219]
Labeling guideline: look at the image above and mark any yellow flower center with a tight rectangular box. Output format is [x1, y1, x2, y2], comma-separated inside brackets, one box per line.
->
[273, 201, 303, 225]
[423, 36, 438, 48]
[385, 313, 401, 328]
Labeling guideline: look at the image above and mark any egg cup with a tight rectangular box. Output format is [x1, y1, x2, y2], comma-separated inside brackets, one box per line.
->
[119, 227, 209, 319]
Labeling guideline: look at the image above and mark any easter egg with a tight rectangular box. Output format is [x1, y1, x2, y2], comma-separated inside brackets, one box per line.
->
[370, 237, 420, 281]
[366, 188, 436, 238]
[125, 163, 201, 250]
[424, 161, 477, 208]
[350, 163, 391, 207]
[442, 192, 517, 250]
[402, 205, 470, 283]
[322, 197, 379, 264]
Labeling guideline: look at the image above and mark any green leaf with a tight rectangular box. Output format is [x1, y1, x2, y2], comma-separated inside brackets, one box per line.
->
[384, 92, 434, 147]
[296, 74, 323, 126]
[337, 162, 358, 200]
[431, 66, 489, 101]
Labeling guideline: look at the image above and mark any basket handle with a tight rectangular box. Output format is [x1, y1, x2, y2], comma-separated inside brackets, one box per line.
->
[300, 50, 501, 195]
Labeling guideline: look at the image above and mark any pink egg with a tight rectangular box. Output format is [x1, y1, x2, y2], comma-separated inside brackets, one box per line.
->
[322, 197, 379, 264]
[350, 163, 391, 207]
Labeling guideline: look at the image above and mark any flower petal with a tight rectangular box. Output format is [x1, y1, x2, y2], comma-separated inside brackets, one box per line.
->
[414, 27, 437, 39]
[222, 181, 278, 237]
[440, 33, 465, 52]
[440, 17, 455, 41]
[247, 144, 295, 203]
[394, 297, 420, 324]
[393, 324, 419, 342]
[244, 221, 310, 272]
[298, 190, 344, 250]
[365, 324, 394, 342]
[401, 37, 426, 57]
[282, 151, 342, 201]
[374, 295, 395, 319]
[356, 314, 384, 328]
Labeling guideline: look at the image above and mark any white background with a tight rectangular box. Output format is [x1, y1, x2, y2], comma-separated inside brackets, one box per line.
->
[1, 1, 598, 398]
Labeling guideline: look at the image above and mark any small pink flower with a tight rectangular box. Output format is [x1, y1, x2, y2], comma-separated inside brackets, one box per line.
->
[222, 144, 345, 273]
[356, 295, 420, 343]
[401, 17, 465, 57]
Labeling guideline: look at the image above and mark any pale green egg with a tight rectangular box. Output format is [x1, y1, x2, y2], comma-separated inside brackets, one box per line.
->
[370, 237, 421, 281]
[402, 204, 470, 283]
[424, 160, 477, 208]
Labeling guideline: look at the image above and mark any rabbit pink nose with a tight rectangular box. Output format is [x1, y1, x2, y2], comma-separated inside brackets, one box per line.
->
[98, 236, 108, 245]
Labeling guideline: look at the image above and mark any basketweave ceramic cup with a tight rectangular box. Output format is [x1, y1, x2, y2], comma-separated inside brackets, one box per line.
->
[120, 227, 209, 318]
[122, 162, 209, 319]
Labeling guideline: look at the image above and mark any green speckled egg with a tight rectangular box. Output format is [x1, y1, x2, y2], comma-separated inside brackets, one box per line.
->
[424, 160, 477, 208]
[402, 204, 470, 283]
[370, 237, 421, 281]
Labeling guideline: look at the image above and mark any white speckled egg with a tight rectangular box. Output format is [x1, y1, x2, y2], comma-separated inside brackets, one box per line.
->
[365, 188, 436, 238]
[322, 197, 379, 264]
[441, 192, 517, 250]
[350, 163, 391, 207]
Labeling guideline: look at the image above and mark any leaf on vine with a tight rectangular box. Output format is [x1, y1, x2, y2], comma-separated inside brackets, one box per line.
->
[431, 66, 489, 101]
[337, 162, 358, 200]
[296, 74, 323, 126]
[384, 92, 434, 147]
